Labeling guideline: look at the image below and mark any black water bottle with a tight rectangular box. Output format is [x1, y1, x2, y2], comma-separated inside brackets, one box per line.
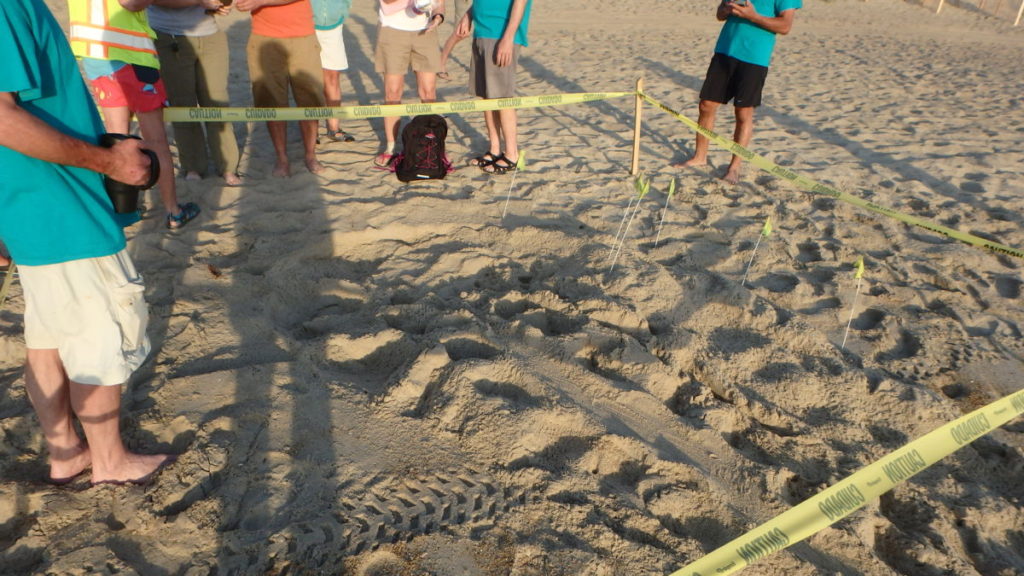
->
[99, 133, 160, 214]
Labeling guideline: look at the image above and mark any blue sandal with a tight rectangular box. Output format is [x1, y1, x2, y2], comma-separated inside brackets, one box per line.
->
[166, 202, 200, 230]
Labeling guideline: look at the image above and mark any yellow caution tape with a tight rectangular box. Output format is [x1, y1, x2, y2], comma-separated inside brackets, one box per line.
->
[639, 92, 1024, 261]
[670, 387, 1024, 576]
[0, 263, 16, 310]
[164, 92, 632, 123]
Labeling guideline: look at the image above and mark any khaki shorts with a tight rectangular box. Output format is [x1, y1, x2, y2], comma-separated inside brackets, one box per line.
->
[20, 249, 151, 386]
[248, 34, 326, 108]
[375, 26, 441, 75]
[316, 24, 349, 71]
[470, 37, 519, 99]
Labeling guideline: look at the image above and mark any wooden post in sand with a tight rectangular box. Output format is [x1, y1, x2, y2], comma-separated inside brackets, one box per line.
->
[935, 0, 945, 14]
[630, 78, 643, 176]
[1015, 0, 1023, 25]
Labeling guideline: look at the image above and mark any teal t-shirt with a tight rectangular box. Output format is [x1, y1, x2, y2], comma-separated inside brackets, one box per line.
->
[714, 0, 802, 68]
[311, 0, 351, 30]
[0, 0, 132, 266]
[472, 0, 533, 47]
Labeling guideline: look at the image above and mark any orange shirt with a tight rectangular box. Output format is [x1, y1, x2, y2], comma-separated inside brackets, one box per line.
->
[252, 0, 314, 38]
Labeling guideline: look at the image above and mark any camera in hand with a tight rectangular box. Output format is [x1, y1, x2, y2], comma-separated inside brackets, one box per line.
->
[99, 133, 160, 214]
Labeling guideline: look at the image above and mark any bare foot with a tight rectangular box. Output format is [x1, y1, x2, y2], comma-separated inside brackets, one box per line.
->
[272, 162, 290, 178]
[722, 168, 741, 185]
[49, 443, 91, 484]
[91, 453, 177, 486]
[305, 157, 325, 174]
[184, 171, 202, 182]
[671, 157, 707, 169]
[224, 173, 243, 186]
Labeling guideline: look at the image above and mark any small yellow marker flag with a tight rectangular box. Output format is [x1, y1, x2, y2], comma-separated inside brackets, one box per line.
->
[855, 256, 865, 279]
[515, 152, 526, 170]
[761, 216, 772, 237]
[667, 178, 677, 199]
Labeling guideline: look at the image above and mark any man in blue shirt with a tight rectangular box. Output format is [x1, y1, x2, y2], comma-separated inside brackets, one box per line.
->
[677, 0, 801, 184]
[0, 0, 175, 485]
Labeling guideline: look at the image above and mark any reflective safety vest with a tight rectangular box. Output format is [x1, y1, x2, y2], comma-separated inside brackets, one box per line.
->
[69, 0, 160, 68]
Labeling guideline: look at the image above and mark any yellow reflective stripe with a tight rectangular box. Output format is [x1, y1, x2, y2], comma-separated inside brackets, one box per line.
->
[70, 23, 157, 54]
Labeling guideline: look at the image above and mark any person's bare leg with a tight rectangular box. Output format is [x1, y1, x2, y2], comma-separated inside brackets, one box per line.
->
[70, 381, 172, 484]
[24, 349, 91, 481]
[723, 106, 755, 185]
[322, 68, 342, 135]
[136, 109, 181, 214]
[483, 110, 501, 157]
[300, 120, 324, 174]
[498, 108, 519, 165]
[674, 99, 720, 168]
[379, 74, 405, 162]
[267, 120, 290, 177]
[438, 31, 465, 78]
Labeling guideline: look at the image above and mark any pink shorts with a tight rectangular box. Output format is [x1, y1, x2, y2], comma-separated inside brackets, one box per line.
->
[89, 64, 168, 113]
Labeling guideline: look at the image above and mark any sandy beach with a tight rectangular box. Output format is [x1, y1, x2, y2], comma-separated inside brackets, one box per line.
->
[2, 0, 1023, 574]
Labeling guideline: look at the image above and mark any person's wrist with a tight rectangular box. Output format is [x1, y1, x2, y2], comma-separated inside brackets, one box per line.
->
[431, 12, 444, 23]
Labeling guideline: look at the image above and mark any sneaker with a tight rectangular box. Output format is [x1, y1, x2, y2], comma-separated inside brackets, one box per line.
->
[166, 202, 200, 230]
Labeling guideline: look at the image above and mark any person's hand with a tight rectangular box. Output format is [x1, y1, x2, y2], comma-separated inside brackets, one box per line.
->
[234, 0, 263, 12]
[103, 138, 152, 186]
[425, 13, 444, 32]
[456, 13, 471, 37]
[494, 36, 514, 67]
[726, 0, 755, 19]
[199, 0, 223, 9]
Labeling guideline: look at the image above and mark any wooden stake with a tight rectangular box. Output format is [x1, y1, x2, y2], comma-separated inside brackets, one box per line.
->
[936, 0, 945, 14]
[630, 78, 643, 176]
[1015, 0, 1023, 25]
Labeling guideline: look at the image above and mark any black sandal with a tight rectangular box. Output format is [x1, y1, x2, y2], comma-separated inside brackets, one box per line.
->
[469, 151, 501, 167]
[481, 153, 516, 174]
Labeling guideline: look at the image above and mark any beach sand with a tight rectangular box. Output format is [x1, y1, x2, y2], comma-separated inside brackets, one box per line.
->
[1, 0, 1023, 574]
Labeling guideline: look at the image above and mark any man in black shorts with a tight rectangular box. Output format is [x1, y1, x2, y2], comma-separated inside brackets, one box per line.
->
[677, 0, 801, 184]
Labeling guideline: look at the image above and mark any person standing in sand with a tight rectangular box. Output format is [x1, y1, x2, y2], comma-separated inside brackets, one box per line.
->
[677, 0, 800, 184]
[1, 0, 176, 486]
[373, 0, 445, 168]
[149, 0, 244, 186]
[69, 0, 202, 229]
[236, 0, 326, 177]
[460, 0, 533, 174]
[312, 0, 357, 144]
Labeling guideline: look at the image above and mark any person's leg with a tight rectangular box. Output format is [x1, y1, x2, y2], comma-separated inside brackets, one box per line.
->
[69, 381, 173, 484]
[483, 109, 501, 156]
[414, 70, 437, 104]
[322, 68, 342, 134]
[724, 106, 755, 184]
[677, 99, 720, 168]
[438, 31, 465, 79]
[24, 349, 91, 482]
[195, 29, 242, 185]
[155, 32, 207, 179]
[299, 120, 324, 174]
[135, 109, 181, 214]
[99, 106, 133, 135]
[249, 34, 292, 177]
[380, 73, 405, 163]
[498, 108, 519, 165]
[265, 120, 290, 177]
